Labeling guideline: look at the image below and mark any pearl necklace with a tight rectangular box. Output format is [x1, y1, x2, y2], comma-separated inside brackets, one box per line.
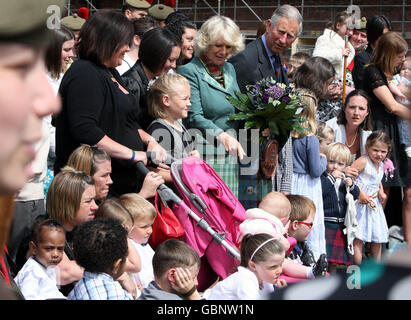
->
[346, 130, 358, 148]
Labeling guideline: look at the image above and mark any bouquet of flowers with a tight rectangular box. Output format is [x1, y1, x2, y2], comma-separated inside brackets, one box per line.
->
[227, 77, 306, 139]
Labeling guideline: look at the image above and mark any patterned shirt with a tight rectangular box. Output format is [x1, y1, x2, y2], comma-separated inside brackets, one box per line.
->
[68, 271, 133, 300]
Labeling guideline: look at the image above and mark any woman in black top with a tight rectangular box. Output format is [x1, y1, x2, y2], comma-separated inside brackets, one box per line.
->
[362, 31, 411, 243]
[352, 14, 392, 90]
[121, 27, 181, 131]
[54, 9, 166, 197]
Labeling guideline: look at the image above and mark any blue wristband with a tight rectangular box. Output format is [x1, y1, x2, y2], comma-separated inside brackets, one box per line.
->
[129, 150, 135, 163]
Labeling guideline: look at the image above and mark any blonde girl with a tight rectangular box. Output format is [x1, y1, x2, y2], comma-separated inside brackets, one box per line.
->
[119, 193, 157, 289]
[147, 73, 200, 183]
[316, 121, 335, 154]
[291, 56, 336, 260]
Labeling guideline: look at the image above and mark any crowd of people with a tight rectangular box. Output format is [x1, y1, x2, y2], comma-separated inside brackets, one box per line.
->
[0, 0, 410, 301]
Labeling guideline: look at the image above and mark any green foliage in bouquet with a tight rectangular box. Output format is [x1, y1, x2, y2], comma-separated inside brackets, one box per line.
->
[227, 77, 307, 138]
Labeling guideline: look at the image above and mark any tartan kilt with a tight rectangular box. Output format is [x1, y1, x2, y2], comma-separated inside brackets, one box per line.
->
[205, 154, 239, 199]
[237, 158, 272, 210]
[325, 221, 353, 266]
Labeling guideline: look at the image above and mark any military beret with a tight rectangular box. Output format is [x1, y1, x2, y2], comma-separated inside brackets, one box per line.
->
[148, 4, 174, 21]
[125, 0, 151, 10]
[61, 13, 86, 31]
[78, 7, 89, 20]
[0, 0, 66, 47]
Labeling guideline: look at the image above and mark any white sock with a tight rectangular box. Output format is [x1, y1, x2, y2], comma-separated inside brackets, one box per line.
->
[306, 267, 315, 279]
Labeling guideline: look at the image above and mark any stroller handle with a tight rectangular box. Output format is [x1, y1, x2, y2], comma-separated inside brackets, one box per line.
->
[135, 157, 181, 203]
[135, 156, 241, 262]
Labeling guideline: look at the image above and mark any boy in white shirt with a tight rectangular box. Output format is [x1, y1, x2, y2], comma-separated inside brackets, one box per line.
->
[14, 219, 66, 300]
[119, 193, 156, 290]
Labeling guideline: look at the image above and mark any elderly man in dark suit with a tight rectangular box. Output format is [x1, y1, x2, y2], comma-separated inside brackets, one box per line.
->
[230, 4, 301, 90]
[229, 5, 302, 208]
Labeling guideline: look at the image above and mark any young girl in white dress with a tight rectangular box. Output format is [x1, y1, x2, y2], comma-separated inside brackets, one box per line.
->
[291, 90, 328, 260]
[291, 57, 336, 260]
[351, 130, 391, 265]
[202, 233, 287, 300]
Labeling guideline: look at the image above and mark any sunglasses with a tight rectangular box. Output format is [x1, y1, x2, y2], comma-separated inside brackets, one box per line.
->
[296, 221, 314, 229]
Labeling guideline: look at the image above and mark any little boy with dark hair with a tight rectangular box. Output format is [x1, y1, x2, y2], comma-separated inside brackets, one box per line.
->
[14, 219, 66, 300]
[138, 239, 202, 300]
[68, 218, 133, 300]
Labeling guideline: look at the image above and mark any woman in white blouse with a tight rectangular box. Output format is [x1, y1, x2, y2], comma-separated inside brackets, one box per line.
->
[326, 89, 373, 177]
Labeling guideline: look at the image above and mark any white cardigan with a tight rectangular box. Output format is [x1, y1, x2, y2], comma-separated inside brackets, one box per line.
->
[312, 28, 355, 82]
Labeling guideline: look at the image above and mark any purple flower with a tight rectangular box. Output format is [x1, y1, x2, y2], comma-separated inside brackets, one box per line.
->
[262, 92, 270, 103]
[281, 96, 291, 103]
[267, 85, 284, 100]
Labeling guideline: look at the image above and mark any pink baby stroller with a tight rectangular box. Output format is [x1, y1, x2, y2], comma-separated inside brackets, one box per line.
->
[136, 156, 246, 291]
[170, 157, 246, 290]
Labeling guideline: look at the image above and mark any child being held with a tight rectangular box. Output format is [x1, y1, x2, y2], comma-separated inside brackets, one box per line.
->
[14, 219, 66, 300]
[119, 193, 156, 289]
[203, 233, 287, 300]
[68, 218, 133, 300]
[139, 239, 202, 300]
[95, 198, 142, 296]
[388, 56, 411, 158]
[286, 195, 328, 276]
[321, 142, 360, 271]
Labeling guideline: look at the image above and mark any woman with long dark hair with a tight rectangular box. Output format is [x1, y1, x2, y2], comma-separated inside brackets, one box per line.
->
[362, 31, 411, 245]
[45, 25, 75, 91]
[54, 9, 166, 197]
[326, 89, 373, 164]
[43, 25, 76, 196]
[352, 14, 392, 90]
[121, 27, 181, 130]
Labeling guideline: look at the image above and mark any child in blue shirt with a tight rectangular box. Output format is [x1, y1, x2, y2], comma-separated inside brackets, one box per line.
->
[291, 90, 327, 260]
[291, 56, 335, 260]
[68, 218, 133, 300]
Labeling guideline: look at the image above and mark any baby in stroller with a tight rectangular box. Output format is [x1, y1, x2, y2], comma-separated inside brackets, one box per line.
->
[240, 192, 328, 282]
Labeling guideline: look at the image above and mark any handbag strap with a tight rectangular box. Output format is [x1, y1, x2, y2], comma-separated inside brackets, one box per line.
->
[154, 191, 169, 214]
[154, 192, 161, 215]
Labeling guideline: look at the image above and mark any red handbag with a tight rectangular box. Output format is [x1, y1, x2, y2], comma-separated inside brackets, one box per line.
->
[149, 192, 185, 247]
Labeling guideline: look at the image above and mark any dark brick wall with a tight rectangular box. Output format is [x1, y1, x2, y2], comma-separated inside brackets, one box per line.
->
[64, 1, 410, 49]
